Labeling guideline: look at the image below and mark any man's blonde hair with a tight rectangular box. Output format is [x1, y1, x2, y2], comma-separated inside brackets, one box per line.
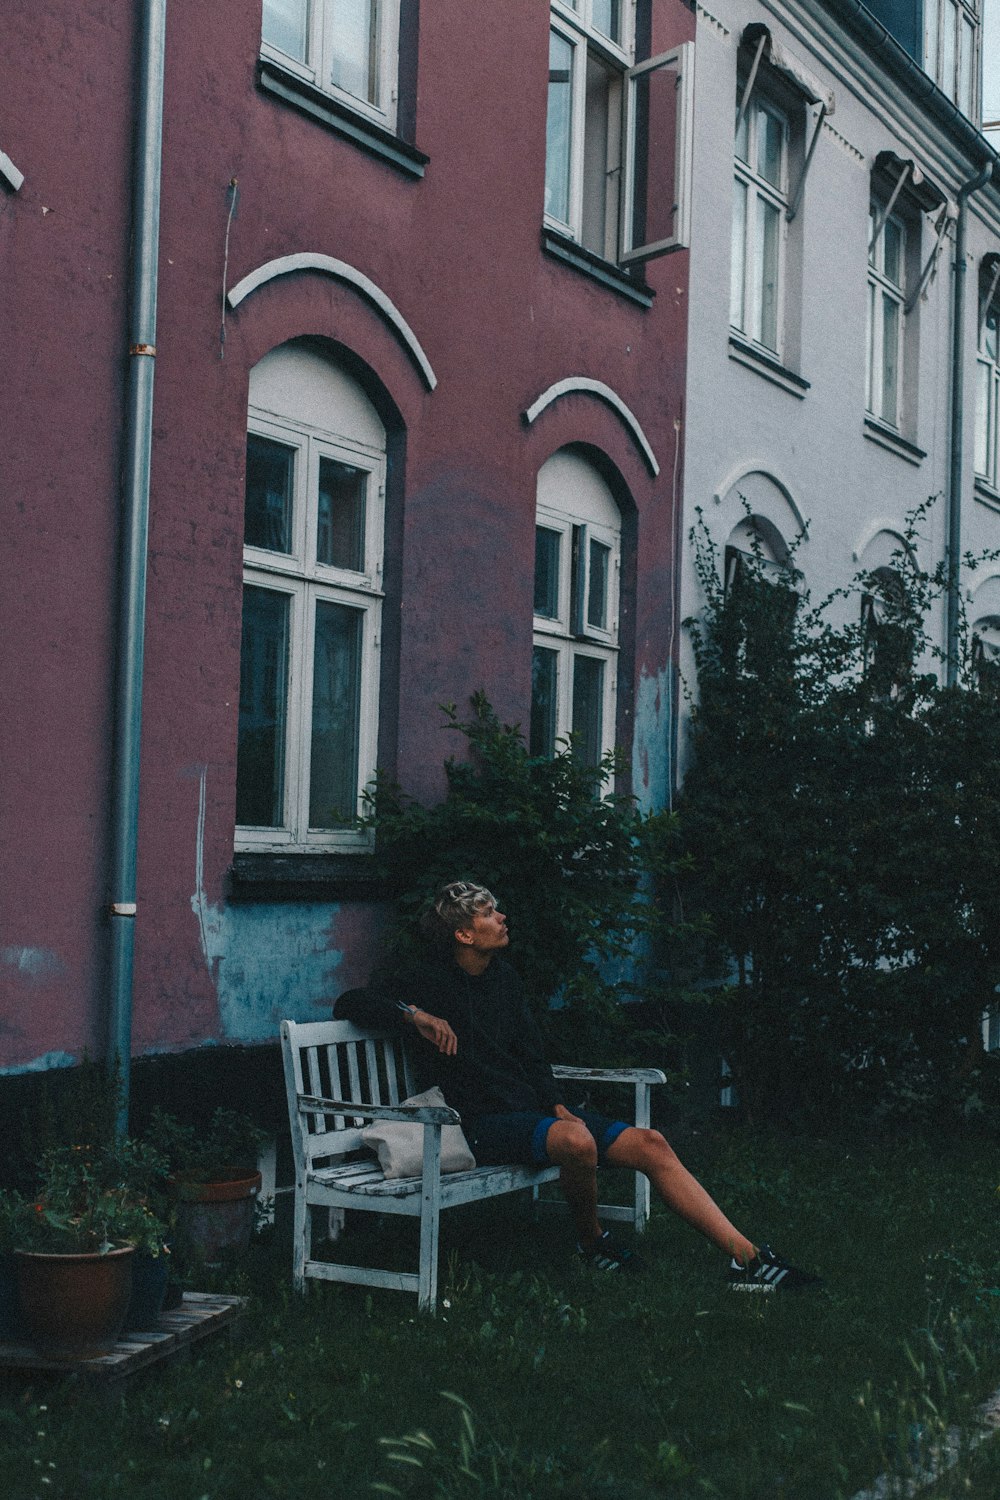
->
[421, 880, 497, 948]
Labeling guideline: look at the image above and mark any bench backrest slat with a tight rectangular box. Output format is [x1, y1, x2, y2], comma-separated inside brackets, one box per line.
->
[282, 1018, 416, 1167]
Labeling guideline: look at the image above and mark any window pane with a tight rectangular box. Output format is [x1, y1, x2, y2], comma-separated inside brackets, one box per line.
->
[317, 456, 366, 571]
[329, 0, 377, 105]
[986, 305, 1000, 362]
[881, 293, 900, 423]
[534, 527, 561, 618]
[309, 601, 363, 827]
[756, 105, 783, 189]
[581, 48, 614, 255]
[925, 0, 940, 79]
[592, 0, 622, 45]
[757, 196, 780, 351]
[730, 178, 747, 330]
[245, 434, 294, 553]
[943, 3, 957, 99]
[572, 655, 605, 768]
[588, 539, 610, 629]
[546, 30, 574, 224]
[866, 280, 876, 412]
[262, 0, 309, 61]
[975, 358, 991, 476]
[960, 17, 975, 115]
[236, 586, 289, 827]
[530, 647, 559, 759]
[883, 217, 903, 287]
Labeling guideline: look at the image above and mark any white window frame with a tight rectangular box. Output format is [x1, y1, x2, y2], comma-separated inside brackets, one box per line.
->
[238, 408, 385, 854]
[866, 203, 907, 429]
[532, 502, 620, 769]
[260, 0, 400, 130]
[545, 2, 694, 264]
[976, 265, 1000, 488]
[924, 0, 980, 120]
[730, 93, 789, 357]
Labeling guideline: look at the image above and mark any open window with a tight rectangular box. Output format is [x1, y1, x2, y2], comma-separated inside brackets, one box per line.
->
[545, 1, 694, 266]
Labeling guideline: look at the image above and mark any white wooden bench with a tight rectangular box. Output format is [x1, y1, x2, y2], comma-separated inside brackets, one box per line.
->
[281, 1017, 667, 1313]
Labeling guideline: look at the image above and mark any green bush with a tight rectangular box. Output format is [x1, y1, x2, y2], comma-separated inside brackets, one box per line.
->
[671, 502, 1000, 1129]
[363, 693, 691, 1068]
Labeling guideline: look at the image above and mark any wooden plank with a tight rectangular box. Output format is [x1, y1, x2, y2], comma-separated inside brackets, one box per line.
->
[0, 1294, 246, 1382]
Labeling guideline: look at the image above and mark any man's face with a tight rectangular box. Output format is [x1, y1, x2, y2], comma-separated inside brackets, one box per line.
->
[456, 902, 509, 955]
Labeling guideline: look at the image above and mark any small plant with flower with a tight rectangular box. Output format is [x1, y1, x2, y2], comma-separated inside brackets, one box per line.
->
[6, 1139, 170, 1256]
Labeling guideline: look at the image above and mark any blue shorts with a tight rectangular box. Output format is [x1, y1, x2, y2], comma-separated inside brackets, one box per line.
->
[464, 1110, 631, 1167]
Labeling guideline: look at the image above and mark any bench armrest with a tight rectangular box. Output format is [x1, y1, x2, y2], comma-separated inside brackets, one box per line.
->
[552, 1066, 667, 1085]
[299, 1094, 460, 1125]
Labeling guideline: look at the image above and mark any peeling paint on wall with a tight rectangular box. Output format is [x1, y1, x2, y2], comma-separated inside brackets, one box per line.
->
[0, 1050, 77, 1077]
[0, 947, 68, 985]
[632, 666, 671, 813]
[199, 901, 345, 1042]
[188, 766, 381, 1042]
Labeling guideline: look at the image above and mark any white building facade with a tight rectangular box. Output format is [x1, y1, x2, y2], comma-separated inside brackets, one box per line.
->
[678, 0, 1000, 772]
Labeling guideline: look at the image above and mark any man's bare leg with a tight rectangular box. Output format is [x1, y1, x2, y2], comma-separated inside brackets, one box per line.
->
[604, 1127, 756, 1262]
[543, 1119, 603, 1248]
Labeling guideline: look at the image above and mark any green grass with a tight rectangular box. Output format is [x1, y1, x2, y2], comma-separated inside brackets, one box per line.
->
[2, 1128, 1000, 1500]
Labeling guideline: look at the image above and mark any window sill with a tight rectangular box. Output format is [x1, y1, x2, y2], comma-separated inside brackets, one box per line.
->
[727, 336, 809, 397]
[974, 477, 1000, 515]
[862, 416, 926, 466]
[541, 229, 654, 308]
[230, 851, 389, 902]
[257, 60, 428, 179]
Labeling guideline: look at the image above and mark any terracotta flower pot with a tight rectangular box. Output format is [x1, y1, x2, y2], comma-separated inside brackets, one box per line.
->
[14, 1246, 135, 1360]
[170, 1169, 261, 1267]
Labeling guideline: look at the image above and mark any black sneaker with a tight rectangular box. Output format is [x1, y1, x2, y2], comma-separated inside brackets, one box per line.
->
[578, 1230, 644, 1274]
[728, 1243, 821, 1292]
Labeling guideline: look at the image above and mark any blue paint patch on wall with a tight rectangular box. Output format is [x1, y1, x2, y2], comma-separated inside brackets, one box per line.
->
[632, 666, 672, 813]
[0, 1050, 77, 1077]
[1, 947, 68, 985]
[194, 899, 345, 1043]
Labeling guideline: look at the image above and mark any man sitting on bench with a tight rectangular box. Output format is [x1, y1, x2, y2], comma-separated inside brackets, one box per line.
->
[367, 879, 818, 1291]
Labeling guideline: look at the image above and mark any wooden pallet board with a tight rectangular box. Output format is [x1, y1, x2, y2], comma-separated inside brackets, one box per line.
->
[0, 1292, 246, 1381]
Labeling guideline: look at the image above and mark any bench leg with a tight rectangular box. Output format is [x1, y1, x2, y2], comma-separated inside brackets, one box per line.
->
[417, 1125, 443, 1314]
[292, 1182, 310, 1292]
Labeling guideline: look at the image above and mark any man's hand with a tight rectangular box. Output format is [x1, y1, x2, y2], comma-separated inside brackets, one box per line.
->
[409, 1008, 458, 1056]
[552, 1103, 581, 1121]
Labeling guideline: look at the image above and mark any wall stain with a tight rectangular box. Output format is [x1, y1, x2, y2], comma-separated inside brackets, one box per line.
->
[1, 947, 68, 985]
[632, 666, 670, 813]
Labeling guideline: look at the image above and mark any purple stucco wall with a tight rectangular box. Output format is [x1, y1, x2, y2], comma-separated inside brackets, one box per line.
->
[1, 0, 693, 1070]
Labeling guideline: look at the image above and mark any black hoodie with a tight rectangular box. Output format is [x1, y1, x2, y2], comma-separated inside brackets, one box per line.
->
[360, 956, 565, 1119]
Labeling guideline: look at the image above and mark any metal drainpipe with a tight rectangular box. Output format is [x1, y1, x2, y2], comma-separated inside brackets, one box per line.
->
[946, 158, 995, 687]
[108, 0, 167, 1133]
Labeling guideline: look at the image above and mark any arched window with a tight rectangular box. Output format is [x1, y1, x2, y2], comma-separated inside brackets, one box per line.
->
[861, 566, 913, 702]
[236, 344, 385, 852]
[531, 451, 621, 768]
[971, 617, 1000, 697]
[721, 515, 800, 675]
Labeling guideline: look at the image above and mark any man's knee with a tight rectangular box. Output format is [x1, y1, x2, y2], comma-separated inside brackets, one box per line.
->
[547, 1120, 598, 1167]
[607, 1126, 677, 1169]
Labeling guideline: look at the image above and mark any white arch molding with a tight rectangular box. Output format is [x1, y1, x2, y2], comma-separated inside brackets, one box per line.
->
[226, 254, 437, 391]
[523, 377, 660, 476]
[852, 522, 916, 569]
[712, 465, 808, 535]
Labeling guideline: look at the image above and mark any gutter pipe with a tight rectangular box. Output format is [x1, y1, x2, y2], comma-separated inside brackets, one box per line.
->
[108, 0, 167, 1133]
[947, 159, 995, 686]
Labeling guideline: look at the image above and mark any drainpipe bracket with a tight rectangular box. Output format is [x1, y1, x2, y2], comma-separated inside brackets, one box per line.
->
[110, 903, 138, 918]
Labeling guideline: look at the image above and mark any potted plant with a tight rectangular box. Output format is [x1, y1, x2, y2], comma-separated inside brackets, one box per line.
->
[147, 1107, 268, 1268]
[6, 1141, 170, 1359]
